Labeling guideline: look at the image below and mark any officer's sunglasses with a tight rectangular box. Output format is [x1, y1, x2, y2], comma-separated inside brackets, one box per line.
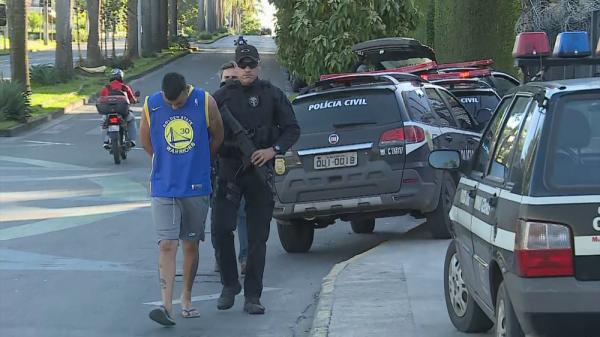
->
[238, 60, 259, 69]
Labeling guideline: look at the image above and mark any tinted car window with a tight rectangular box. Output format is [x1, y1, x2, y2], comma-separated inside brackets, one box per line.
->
[547, 92, 600, 192]
[453, 91, 501, 117]
[508, 102, 540, 192]
[438, 90, 475, 130]
[488, 96, 532, 181]
[425, 88, 456, 127]
[293, 90, 401, 133]
[491, 75, 519, 96]
[402, 89, 439, 125]
[472, 97, 513, 173]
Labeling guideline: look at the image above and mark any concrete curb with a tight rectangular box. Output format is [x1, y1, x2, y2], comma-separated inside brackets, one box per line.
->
[0, 50, 190, 138]
[308, 242, 385, 337]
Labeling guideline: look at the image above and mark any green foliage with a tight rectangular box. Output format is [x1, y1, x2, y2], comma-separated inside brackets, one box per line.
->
[241, 15, 261, 35]
[218, 26, 230, 34]
[170, 35, 191, 49]
[104, 56, 134, 70]
[28, 12, 43, 34]
[30, 64, 60, 85]
[409, 0, 521, 75]
[0, 80, 31, 122]
[273, 0, 419, 84]
[198, 32, 213, 40]
[179, 0, 200, 37]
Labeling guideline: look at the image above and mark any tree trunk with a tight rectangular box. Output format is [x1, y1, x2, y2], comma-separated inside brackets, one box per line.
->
[111, 21, 116, 58]
[126, 0, 139, 59]
[206, 0, 216, 33]
[215, 0, 221, 29]
[150, 0, 161, 52]
[86, 0, 103, 66]
[55, 0, 74, 80]
[7, 0, 30, 90]
[159, 0, 168, 49]
[198, 0, 205, 32]
[168, 0, 177, 40]
[141, 0, 153, 56]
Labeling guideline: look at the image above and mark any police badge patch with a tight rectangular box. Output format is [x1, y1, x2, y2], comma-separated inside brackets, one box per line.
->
[248, 96, 260, 107]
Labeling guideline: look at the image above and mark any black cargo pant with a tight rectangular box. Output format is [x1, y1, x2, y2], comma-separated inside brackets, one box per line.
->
[213, 167, 274, 299]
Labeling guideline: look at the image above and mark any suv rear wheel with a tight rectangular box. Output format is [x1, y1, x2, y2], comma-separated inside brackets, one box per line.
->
[426, 173, 455, 239]
[350, 218, 375, 234]
[277, 220, 314, 253]
[444, 242, 493, 333]
[495, 281, 524, 337]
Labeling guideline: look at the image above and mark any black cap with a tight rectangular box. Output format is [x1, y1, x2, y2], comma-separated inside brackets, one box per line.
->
[235, 44, 260, 63]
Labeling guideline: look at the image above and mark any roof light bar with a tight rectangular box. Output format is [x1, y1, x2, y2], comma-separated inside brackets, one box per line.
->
[553, 31, 591, 58]
[421, 69, 491, 81]
[513, 32, 551, 58]
[320, 61, 438, 81]
[436, 59, 494, 69]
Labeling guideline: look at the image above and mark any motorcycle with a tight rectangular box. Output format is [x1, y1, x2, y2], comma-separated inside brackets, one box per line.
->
[96, 91, 140, 164]
[234, 35, 247, 46]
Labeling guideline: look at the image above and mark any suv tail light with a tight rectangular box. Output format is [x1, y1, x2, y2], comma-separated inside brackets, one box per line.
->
[379, 126, 425, 145]
[515, 220, 573, 277]
[108, 116, 120, 124]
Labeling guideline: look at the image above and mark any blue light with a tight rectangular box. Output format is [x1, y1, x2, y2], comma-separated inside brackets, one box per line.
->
[553, 31, 591, 58]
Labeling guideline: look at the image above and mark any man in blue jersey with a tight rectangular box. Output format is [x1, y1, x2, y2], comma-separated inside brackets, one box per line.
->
[139, 72, 224, 326]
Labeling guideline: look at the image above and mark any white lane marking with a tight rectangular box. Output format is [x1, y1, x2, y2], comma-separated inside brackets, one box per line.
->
[0, 189, 100, 203]
[0, 172, 120, 183]
[143, 287, 281, 306]
[0, 202, 150, 222]
[23, 140, 73, 146]
[0, 155, 86, 170]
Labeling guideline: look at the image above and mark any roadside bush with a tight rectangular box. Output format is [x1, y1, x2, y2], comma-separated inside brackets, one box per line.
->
[30, 64, 60, 85]
[198, 32, 213, 40]
[218, 26, 229, 34]
[104, 56, 134, 70]
[170, 35, 191, 50]
[0, 80, 31, 122]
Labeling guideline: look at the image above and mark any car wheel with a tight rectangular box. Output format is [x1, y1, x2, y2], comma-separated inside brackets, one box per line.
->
[426, 173, 456, 239]
[277, 220, 314, 253]
[350, 218, 375, 234]
[495, 281, 525, 337]
[444, 242, 493, 333]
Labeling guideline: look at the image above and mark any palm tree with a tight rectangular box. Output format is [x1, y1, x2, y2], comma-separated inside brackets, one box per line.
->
[126, 0, 139, 59]
[206, 0, 216, 33]
[6, 0, 30, 91]
[198, 0, 206, 32]
[55, 0, 74, 79]
[159, 0, 168, 49]
[86, 0, 103, 66]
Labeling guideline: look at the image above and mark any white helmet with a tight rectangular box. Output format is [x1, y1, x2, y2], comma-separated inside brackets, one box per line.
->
[110, 68, 124, 81]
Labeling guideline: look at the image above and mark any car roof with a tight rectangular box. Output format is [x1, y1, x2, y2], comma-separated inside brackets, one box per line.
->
[509, 78, 600, 97]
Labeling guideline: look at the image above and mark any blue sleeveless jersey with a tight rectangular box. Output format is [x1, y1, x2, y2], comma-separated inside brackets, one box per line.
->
[145, 87, 212, 197]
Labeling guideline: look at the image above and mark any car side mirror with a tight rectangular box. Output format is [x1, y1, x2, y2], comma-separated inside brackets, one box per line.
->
[428, 150, 461, 170]
[475, 108, 492, 125]
[134, 91, 141, 98]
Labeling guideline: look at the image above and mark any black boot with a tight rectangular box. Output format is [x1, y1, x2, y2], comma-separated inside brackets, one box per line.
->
[217, 283, 241, 310]
[244, 297, 265, 315]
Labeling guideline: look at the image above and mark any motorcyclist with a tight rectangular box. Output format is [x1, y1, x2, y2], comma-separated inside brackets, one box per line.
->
[234, 35, 247, 46]
[99, 68, 138, 149]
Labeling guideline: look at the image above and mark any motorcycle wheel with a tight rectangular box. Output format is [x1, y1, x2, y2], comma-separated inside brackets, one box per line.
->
[120, 130, 127, 160]
[110, 133, 121, 165]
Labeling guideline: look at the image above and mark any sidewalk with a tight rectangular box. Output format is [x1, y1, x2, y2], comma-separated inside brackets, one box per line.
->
[309, 234, 491, 337]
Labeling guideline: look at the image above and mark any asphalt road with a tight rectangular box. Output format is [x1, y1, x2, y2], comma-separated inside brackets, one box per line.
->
[0, 41, 425, 337]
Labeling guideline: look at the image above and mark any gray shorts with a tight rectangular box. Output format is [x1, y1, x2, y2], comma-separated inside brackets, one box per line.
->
[151, 196, 210, 243]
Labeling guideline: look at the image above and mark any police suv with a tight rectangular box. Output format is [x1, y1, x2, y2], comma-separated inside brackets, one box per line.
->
[273, 72, 489, 253]
[429, 31, 600, 337]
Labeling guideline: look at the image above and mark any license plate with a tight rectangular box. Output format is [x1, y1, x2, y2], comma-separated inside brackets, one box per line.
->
[314, 152, 358, 170]
[108, 125, 120, 132]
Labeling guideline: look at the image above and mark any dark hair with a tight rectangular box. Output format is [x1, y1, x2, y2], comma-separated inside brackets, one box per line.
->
[162, 72, 187, 101]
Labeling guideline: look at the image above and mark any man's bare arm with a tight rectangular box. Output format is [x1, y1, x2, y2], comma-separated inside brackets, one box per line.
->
[140, 107, 153, 157]
[207, 94, 224, 158]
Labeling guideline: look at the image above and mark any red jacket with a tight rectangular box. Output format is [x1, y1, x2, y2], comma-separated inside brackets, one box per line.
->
[100, 80, 137, 103]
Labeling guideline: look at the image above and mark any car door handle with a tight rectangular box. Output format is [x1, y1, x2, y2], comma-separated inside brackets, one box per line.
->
[445, 135, 454, 142]
[488, 195, 498, 207]
[468, 188, 477, 198]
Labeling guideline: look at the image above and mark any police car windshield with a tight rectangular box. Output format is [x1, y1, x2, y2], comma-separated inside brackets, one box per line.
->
[547, 92, 600, 193]
[293, 90, 401, 133]
[452, 91, 500, 116]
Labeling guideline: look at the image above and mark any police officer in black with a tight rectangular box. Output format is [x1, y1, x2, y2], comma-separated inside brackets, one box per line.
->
[212, 44, 300, 314]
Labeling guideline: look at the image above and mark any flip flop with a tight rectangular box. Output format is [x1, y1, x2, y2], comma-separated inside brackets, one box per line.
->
[181, 307, 201, 318]
[149, 305, 176, 326]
